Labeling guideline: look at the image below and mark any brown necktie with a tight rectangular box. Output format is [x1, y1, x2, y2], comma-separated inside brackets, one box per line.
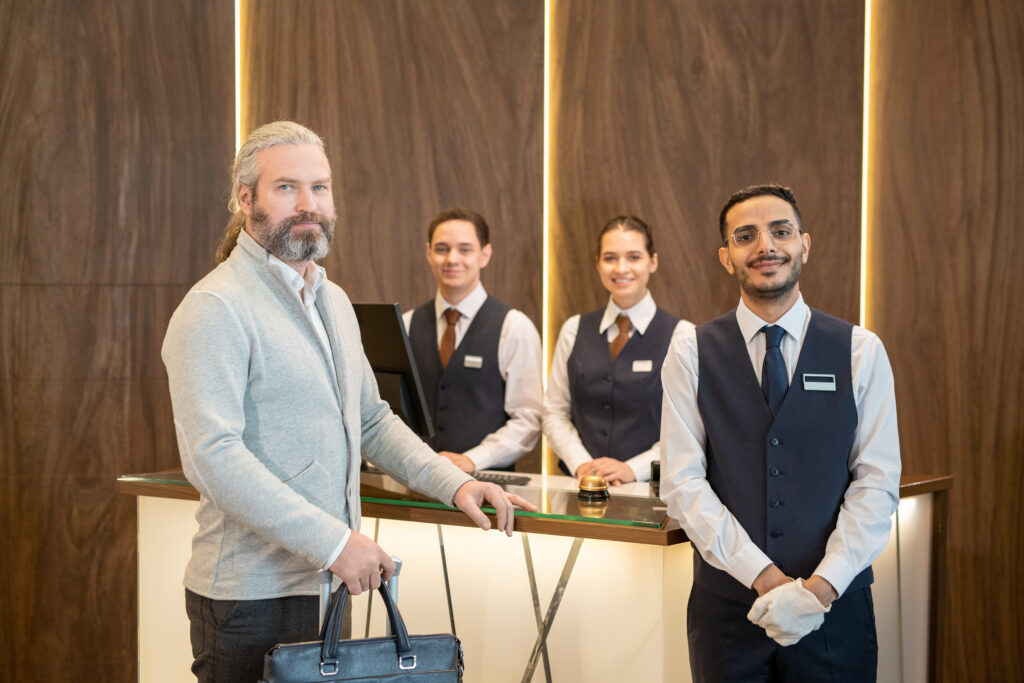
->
[439, 308, 461, 368]
[609, 314, 631, 361]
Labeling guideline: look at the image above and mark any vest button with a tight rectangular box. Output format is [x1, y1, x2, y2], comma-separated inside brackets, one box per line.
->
[439, 405, 447, 411]
[769, 499, 781, 508]
[438, 426, 446, 432]
[440, 384, 447, 391]
[769, 467, 780, 476]
[770, 438, 780, 446]
[602, 403, 610, 410]
[770, 530, 783, 538]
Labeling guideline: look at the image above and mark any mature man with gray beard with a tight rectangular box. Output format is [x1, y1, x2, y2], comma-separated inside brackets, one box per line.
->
[162, 121, 532, 682]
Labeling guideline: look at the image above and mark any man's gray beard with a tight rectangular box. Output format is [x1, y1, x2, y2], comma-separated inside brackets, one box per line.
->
[250, 202, 336, 262]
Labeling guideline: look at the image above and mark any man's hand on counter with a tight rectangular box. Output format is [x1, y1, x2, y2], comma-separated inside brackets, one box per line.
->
[575, 458, 637, 486]
[453, 481, 538, 536]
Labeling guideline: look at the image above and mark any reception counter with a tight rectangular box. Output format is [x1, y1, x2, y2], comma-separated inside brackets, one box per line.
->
[118, 470, 950, 682]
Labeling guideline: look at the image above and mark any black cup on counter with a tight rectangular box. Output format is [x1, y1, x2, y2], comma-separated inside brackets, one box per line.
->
[650, 460, 661, 497]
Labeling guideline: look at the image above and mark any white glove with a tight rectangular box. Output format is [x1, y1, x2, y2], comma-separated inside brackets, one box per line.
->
[747, 579, 830, 646]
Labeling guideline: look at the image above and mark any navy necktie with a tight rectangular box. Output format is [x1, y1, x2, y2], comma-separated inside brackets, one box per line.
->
[761, 325, 788, 416]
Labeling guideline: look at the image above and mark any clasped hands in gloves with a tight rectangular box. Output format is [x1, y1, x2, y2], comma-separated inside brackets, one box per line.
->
[747, 578, 831, 646]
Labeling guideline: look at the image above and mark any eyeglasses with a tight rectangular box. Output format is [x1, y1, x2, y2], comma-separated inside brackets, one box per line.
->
[726, 225, 801, 247]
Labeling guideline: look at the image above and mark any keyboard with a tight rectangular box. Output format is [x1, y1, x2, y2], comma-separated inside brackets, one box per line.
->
[473, 471, 531, 487]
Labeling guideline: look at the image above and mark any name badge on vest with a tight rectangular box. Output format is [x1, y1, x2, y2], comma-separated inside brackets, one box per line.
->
[464, 355, 483, 369]
[802, 373, 836, 391]
[632, 360, 653, 373]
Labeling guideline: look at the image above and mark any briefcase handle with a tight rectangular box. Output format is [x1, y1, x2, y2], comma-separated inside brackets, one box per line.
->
[318, 581, 416, 672]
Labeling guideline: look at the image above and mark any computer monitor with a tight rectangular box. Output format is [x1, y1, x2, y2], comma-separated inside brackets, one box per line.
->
[352, 302, 434, 438]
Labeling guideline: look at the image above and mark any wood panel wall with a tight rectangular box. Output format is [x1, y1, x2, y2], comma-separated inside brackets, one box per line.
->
[243, 0, 544, 328]
[869, 0, 1024, 680]
[0, 0, 234, 678]
[550, 0, 865, 340]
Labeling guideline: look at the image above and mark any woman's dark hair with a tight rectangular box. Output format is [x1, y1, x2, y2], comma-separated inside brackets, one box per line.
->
[597, 215, 655, 258]
[427, 207, 490, 246]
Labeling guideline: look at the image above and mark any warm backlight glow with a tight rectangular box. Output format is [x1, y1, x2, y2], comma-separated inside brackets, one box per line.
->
[860, 0, 872, 328]
[541, 0, 553, 476]
[234, 0, 242, 151]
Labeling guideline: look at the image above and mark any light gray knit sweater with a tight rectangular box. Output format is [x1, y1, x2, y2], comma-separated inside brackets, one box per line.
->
[162, 231, 471, 599]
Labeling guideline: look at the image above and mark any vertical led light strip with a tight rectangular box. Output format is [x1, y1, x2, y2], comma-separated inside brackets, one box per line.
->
[541, 0, 552, 476]
[234, 0, 243, 151]
[859, 0, 872, 328]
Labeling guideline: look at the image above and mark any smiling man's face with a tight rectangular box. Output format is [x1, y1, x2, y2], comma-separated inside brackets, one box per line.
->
[718, 194, 810, 305]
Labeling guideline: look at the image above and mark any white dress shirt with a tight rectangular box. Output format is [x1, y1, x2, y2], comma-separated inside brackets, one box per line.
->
[543, 291, 694, 482]
[266, 254, 350, 569]
[403, 283, 543, 471]
[659, 294, 902, 596]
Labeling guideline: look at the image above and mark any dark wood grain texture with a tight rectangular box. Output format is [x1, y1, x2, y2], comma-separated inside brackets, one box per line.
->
[0, 289, 203, 680]
[6, 476, 138, 678]
[0, 0, 234, 286]
[243, 0, 544, 328]
[0, 0, 234, 678]
[550, 0, 864, 342]
[868, 0, 1024, 680]
[0, 462, 11, 681]
[929, 488, 949, 682]
[0, 287, 187, 475]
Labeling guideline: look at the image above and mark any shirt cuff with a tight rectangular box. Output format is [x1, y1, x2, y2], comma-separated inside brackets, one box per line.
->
[731, 541, 775, 589]
[626, 451, 657, 482]
[320, 528, 352, 570]
[812, 553, 859, 597]
[463, 445, 488, 472]
[558, 443, 594, 477]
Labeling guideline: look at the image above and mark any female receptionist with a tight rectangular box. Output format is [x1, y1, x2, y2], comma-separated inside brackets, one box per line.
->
[543, 216, 694, 485]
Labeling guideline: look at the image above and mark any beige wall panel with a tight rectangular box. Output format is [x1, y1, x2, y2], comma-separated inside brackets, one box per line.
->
[869, 0, 1024, 680]
[550, 0, 864, 339]
[244, 0, 544, 326]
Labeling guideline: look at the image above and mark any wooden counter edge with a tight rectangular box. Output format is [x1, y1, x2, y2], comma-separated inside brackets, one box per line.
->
[118, 473, 951, 547]
[360, 500, 689, 546]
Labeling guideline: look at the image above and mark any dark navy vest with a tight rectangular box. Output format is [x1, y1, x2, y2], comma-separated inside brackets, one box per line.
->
[567, 307, 679, 463]
[693, 308, 871, 604]
[408, 297, 513, 470]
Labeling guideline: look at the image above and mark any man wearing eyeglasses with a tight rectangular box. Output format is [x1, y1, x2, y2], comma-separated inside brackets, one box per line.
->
[660, 184, 901, 682]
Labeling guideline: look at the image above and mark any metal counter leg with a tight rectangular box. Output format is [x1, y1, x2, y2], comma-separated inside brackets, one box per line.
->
[520, 537, 584, 683]
[437, 524, 457, 636]
[521, 533, 553, 683]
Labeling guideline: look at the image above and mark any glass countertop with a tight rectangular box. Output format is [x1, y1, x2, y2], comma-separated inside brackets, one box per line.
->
[118, 470, 669, 529]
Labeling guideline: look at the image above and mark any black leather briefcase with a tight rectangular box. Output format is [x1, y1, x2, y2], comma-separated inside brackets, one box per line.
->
[260, 581, 464, 682]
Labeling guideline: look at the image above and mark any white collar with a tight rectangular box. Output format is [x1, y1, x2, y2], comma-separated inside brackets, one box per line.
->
[600, 291, 657, 335]
[735, 294, 809, 345]
[434, 282, 487, 322]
